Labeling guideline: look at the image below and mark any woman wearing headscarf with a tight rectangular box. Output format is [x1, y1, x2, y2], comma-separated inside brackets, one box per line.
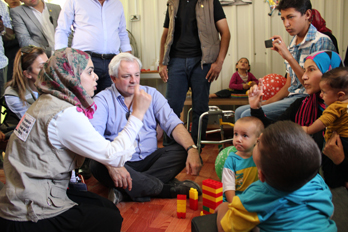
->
[0, 48, 152, 232]
[310, 9, 339, 53]
[248, 51, 346, 189]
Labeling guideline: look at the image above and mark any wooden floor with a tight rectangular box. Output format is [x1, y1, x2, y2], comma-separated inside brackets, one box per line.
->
[0, 134, 229, 232]
[86, 142, 222, 232]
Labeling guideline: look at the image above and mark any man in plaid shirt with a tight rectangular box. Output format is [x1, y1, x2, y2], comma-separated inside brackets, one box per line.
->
[235, 0, 336, 121]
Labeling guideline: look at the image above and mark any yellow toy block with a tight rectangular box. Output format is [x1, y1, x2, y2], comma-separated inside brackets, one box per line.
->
[202, 185, 223, 194]
[189, 188, 198, 200]
[202, 193, 223, 202]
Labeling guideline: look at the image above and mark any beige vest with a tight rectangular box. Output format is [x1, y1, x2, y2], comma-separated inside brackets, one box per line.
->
[162, 0, 220, 67]
[4, 86, 37, 105]
[0, 94, 85, 222]
[3, 87, 37, 126]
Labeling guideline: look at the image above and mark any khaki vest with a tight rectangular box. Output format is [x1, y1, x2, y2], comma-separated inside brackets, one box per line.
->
[4, 86, 37, 105]
[0, 94, 85, 222]
[2, 87, 37, 126]
[163, 0, 220, 67]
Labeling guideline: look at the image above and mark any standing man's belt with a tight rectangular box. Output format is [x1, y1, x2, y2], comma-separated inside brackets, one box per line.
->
[85, 51, 116, 59]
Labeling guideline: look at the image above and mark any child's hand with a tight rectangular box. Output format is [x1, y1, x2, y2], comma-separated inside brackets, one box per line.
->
[249, 81, 257, 87]
[243, 83, 250, 90]
[248, 80, 263, 109]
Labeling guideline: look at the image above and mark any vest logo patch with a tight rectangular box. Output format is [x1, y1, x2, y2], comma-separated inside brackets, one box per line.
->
[14, 113, 36, 142]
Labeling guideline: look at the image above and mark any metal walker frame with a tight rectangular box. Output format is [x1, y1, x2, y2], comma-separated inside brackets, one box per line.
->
[186, 106, 234, 154]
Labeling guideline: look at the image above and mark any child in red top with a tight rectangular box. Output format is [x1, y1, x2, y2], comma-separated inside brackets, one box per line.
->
[209, 58, 258, 98]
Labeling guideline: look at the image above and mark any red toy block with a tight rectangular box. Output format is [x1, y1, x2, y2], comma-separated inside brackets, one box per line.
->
[177, 212, 186, 219]
[177, 194, 186, 218]
[202, 189, 223, 198]
[202, 179, 222, 189]
[203, 198, 222, 210]
[203, 209, 211, 215]
[190, 198, 198, 210]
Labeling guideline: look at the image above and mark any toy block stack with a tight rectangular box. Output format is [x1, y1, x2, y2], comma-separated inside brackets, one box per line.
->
[202, 179, 223, 215]
[189, 188, 198, 210]
[177, 194, 186, 218]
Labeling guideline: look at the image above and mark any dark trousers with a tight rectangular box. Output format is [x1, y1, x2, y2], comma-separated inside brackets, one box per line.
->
[163, 57, 211, 146]
[90, 144, 187, 200]
[91, 56, 113, 94]
[0, 189, 123, 232]
[322, 137, 348, 188]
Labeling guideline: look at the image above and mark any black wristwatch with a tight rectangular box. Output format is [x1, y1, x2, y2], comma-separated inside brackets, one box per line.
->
[186, 144, 197, 152]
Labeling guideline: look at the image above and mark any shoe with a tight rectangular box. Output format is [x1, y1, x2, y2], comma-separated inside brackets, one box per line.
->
[108, 188, 124, 205]
[171, 180, 202, 198]
[167, 178, 180, 186]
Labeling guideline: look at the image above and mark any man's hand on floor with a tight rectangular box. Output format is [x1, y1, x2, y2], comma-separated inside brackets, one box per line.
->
[107, 166, 132, 191]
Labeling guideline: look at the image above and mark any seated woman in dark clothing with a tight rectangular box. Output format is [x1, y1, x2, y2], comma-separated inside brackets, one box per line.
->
[248, 51, 346, 189]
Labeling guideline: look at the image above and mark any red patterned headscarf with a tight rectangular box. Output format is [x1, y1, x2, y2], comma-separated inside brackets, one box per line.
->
[310, 9, 332, 34]
[35, 48, 96, 119]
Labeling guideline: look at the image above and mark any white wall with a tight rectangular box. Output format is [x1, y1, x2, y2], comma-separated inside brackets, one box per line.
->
[120, 0, 348, 94]
[45, 0, 347, 94]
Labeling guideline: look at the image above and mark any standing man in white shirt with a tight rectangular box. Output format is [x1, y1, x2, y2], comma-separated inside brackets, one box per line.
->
[0, 1, 14, 96]
[10, 0, 61, 57]
[55, 0, 132, 94]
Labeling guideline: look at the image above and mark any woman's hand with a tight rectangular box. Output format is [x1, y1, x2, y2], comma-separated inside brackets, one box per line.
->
[132, 84, 152, 121]
[323, 132, 345, 165]
[248, 81, 263, 109]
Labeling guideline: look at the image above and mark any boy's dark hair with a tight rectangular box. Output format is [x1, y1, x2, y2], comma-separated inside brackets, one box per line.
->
[277, 0, 312, 15]
[235, 57, 251, 72]
[236, 116, 264, 137]
[258, 121, 320, 192]
[321, 67, 348, 94]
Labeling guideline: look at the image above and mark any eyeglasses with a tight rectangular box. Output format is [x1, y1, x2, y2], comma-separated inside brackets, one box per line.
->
[20, 45, 36, 56]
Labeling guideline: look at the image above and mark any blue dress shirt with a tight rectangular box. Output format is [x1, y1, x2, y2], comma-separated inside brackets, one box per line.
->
[90, 85, 183, 162]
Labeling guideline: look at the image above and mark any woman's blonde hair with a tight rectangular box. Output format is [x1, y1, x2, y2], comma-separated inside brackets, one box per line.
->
[6, 46, 45, 104]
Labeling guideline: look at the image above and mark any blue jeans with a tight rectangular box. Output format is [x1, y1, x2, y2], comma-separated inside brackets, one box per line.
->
[91, 56, 113, 94]
[164, 57, 211, 145]
[234, 94, 308, 122]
